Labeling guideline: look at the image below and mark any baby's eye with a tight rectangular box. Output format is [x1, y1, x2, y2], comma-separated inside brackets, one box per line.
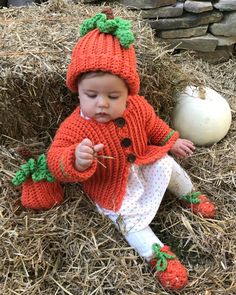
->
[109, 95, 119, 100]
[86, 93, 97, 98]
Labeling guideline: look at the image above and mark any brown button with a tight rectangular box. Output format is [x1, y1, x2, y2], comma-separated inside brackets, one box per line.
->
[121, 138, 132, 148]
[114, 117, 126, 128]
[127, 153, 136, 163]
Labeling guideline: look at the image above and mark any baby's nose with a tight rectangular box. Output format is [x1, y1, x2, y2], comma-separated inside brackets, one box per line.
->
[97, 96, 109, 107]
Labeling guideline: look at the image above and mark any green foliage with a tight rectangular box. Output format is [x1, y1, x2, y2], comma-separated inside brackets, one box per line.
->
[180, 192, 201, 204]
[80, 13, 134, 48]
[12, 154, 55, 186]
[152, 243, 176, 272]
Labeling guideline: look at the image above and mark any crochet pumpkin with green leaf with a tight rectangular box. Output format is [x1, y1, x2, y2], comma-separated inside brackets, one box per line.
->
[12, 154, 63, 210]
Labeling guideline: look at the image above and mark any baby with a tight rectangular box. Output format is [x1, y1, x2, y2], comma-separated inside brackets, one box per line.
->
[47, 10, 216, 291]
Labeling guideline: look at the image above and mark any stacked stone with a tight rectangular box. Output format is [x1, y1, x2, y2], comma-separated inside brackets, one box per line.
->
[118, 0, 236, 61]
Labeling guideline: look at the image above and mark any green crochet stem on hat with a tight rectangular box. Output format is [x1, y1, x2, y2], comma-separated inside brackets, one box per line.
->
[180, 191, 201, 204]
[12, 154, 55, 186]
[152, 244, 176, 272]
[80, 13, 134, 49]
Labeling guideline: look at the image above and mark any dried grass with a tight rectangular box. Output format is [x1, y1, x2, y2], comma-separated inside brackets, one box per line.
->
[0, 1, 202, 140]
[0, 1, 236, 294]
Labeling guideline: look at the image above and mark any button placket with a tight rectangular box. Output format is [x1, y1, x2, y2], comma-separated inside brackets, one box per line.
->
[127, 153, 136, 163]
[114, 117, 136, 163]
[114, 117, 126, 128]
[121, 137, 132, 148]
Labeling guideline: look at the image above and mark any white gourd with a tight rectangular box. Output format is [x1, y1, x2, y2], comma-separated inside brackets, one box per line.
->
[172, 86, 232, 146]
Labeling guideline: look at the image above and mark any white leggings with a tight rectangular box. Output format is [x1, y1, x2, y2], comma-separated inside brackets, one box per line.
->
[168, 157, 194, 197]
[125, 159, 194, 261]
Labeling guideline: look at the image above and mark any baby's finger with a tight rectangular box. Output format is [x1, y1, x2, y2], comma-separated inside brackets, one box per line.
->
[78, 151, 94, 160]
[183, 139, 195, 149]
[79, 144, 94, 155]
[79, 158, 93, 167]
[81, 138, 93, 147]
[174, 147, 186, 158]
[181, 146, 194, 156]
[93, 143, 104, 153]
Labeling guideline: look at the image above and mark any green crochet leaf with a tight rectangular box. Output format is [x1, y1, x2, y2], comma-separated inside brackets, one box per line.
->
[12, 154, 55, 186]
[152, 243, 176, 272]
[12, 170, 28, 186]
[181, 192, 201, 204]
[80, 13, 134, 49]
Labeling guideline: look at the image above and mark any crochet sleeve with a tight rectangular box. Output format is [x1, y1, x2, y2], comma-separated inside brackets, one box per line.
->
[144, 98, 179, 147]
[47, 114, 97, 183]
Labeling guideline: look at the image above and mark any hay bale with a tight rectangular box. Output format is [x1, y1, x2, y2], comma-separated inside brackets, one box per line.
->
[0, 1, 199, 141]
[0, 1, 236, 294]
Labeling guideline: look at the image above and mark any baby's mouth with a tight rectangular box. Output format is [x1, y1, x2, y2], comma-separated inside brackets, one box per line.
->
[96, 112, 108, 116]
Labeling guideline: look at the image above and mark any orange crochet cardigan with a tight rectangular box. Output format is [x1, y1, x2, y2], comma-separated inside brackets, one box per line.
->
[47, 95, 179, 211]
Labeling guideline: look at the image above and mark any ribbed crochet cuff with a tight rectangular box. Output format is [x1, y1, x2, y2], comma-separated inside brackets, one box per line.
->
[166, 130, 179, 145]
[161, 130, 178, 146]
[59, 144, 97, 182]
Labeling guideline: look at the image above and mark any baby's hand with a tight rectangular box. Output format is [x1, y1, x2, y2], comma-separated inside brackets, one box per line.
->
[75, 138, 104, 171]
[170, 138, 195, 159]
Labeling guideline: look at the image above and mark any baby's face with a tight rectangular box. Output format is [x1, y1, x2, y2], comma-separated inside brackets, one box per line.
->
[78, 73, 128, 123]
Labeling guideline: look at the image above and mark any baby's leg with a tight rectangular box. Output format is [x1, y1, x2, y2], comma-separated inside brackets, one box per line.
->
[167, 158, 194, 197]
[101, 214, 188, 290]
[124, 226, 188, 290]
[125, 226, 163, 261]
[167, 158, 216, 218]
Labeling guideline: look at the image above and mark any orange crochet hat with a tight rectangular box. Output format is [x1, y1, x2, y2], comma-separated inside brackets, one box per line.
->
[66, 9, 140, 95]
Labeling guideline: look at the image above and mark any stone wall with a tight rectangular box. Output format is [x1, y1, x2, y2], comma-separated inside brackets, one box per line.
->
[1, 0, 235, 60]
[117, 0, 236, 61]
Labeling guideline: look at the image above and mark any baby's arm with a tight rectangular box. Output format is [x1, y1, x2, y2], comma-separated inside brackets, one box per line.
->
[47, 112, 101, 182]
[144, 98, 179, 146]
[143, 98, 195, 158]
[75, 138, 104, 171]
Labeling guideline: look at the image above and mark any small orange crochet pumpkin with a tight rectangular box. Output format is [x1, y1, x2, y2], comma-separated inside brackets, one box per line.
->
[150, 244, 188, 291]
[12, 154, 63, 210]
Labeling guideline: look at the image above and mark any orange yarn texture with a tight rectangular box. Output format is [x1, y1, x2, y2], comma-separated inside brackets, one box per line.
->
[21, 179, 63, 210]
[47, 95, 179, 211]
[182, 194, 216, 218]
[150, 245, 188, 291]
[66, 28, 140, 95]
